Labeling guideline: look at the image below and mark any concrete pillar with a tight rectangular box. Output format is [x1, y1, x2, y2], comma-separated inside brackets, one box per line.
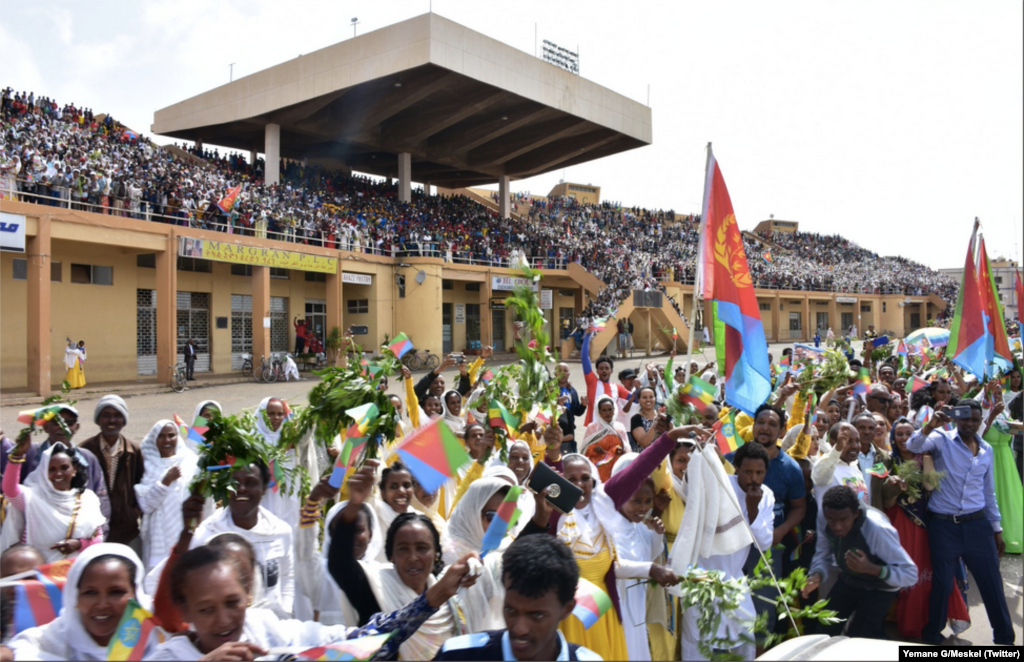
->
[703, 299, 714, 343]
[265, 123, 281, 186]
[829, 297, 838, 335]
[326, 262, 343, 339]
[156, 232, 178, 386]
[252, 266, 272, 360]
[802, 296, 811, 342]
[423, 181, 431, 197]
[195, 139, 203, 153]
[249, 149, 258, 167]
[772, 294, 781, 343]
[397, 152, 412, 203]
[27, 218, 52, 396]
[480, 272, 492, 348]
[498, 175, 511, 219]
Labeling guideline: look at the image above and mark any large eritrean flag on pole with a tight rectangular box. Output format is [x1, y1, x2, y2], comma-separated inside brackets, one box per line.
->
[1015, 268, 1024, 352]
[976, 234, 1013, 374]
[694, 146, 771, 415]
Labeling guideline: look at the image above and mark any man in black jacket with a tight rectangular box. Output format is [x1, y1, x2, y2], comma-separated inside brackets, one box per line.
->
[433, 535, 600, 661]
[183, 338, 197, 380]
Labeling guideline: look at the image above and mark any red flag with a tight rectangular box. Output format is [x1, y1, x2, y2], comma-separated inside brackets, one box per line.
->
[217, 185, 242, 213]
[976, 236, 1013, 368]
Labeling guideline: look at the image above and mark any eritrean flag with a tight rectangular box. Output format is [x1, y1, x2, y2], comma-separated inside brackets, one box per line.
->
[852, 367, 871, 399]
[572, 578, 612, 630]
[694, 147, 771, 415]
[329, 424, 370, 488]
[11, 560, 71, 633]
[479, 486, 523, 556]
[680, 375, 715, 413]
[173, 413, 208, 447]
[297, 633, 394, 661]
[761, 249, 774, 265]
[905, 375, 929, 396]
[106, 599, 159, 661]
[16, 405, 63, 427]
[975, 234, 1014, 375]
[488, 399, 520, 435]
[216, 184, 242, 213]
[387, 332, 414, 359]
[712, 409, 742, 454]
[394, 418, 471, 494]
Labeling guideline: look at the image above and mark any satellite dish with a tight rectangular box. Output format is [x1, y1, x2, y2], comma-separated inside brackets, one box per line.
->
[415, 270, 426, 285]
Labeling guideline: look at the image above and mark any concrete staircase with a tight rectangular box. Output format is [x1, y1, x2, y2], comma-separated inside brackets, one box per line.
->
[568, 262, 605, 296]
[588, 291, 691, 359]
[435, 186, 527, 222]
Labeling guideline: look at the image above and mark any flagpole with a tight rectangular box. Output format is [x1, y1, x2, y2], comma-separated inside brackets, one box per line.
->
[684, 143, 712, 385]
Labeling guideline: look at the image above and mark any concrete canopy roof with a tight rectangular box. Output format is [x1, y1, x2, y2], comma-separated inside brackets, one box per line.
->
[151, 13, 652, 189]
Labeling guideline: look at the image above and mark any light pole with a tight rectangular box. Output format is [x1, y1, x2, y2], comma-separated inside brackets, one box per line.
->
[229, 62, 236, 82]
[351, 17, 360, 38]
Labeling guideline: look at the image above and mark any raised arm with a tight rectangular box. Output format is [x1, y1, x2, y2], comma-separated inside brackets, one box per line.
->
[581, 331, 593, 375]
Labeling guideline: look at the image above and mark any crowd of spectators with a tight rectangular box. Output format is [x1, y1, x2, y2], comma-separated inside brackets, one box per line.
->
[1, 87, 959, 321]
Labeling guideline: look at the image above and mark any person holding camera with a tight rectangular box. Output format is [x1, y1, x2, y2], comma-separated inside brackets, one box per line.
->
[906, 400, 1015, 646]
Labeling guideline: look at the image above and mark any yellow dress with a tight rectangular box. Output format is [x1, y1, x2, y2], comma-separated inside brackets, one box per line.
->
[560, 545, 629, 661]
[65, 348, 86, 389]
[648, 491, 685, 660]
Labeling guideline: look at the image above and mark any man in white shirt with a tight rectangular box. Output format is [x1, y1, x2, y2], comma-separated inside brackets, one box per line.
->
[681, 442, 775, 661]
[812, 422, 868, 505]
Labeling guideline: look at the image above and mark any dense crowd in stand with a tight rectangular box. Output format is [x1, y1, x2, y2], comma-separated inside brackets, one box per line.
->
[2, 87, 958, 321]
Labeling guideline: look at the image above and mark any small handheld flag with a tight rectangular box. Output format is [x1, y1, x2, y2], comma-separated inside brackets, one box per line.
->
[589, 317, 608, 333]
[852, 368, 871, 399]
[296, 633, 394, 661]
[572, 578, 613, 630]
[106, 598, 158, 661]
[480, 486, 523, 556]
[12, 571, 64, 633]
[712, 409, 742, 455]
[680, 376, 715, 413]
[905, 376, 929, 396]
[216, 184, 242, 213]
[329, 426, 370, 488]
[16, 405, 62, 427]
[394, 418, 471, 494]
[761, 249, 774, 265]
[387, 332, 414, 359]
[866, 462, 889, 479]
[346, 402, 380, 436]
[488, 399, 521, 435]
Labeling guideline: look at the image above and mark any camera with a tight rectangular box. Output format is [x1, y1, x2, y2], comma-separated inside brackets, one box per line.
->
[949, 405, 973, 420]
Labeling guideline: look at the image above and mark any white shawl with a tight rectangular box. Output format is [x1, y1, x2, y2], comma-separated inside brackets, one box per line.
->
[372, 498, 404, 561]
[22, 444, 107, 563]
[191, 399, 221, 424]
[555, 454, 618, 559]
[441, 477, 509, 565]
[363, 563, 460, 661]
[63, 346, 83, 371]
[134, 419, 198, 572]
[315, 501, 383, 626]
[440, 389, 466, 436]
[667, 445, 752, 585]
[8, 543, 154, 661]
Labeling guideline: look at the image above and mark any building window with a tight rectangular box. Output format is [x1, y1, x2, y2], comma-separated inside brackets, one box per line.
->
[442, 279, 454, 290]
[465, 282, 480, 292]
[347, 299, 369, 314]
[861, 305, 871, 312]
[558, 289, 575, 297]
[231, 264, 253, 277]
[397, 274, 406, 298]
[305, 271, 327, 282]
[137, 254, 156, 268]
[12, 259, 27, 280]
[270, 267, 289, 279]
[882, 302, 887, 313]
[758, 302, 771, 311]
[51, 261, 61, 282]
[994, 276, 1002, 285]
[177, 256, 212, 273]
[71, 263, 113, 285]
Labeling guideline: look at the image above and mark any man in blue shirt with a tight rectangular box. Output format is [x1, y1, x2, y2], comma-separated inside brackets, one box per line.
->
[434, 535, 600, 661]
[907, 399, 1014, 645]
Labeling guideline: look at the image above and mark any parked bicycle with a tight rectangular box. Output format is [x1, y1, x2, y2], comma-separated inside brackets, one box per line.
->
[240, 353, 255, 381]
[401, 349, 440, 371]
[170, 364, 188, 393]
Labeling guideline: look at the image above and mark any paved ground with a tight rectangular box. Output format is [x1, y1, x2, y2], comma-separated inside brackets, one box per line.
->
[1, 341, 1020, 646]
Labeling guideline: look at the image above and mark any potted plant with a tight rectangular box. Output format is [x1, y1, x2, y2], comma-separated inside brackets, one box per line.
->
[324, 326, 344, 367]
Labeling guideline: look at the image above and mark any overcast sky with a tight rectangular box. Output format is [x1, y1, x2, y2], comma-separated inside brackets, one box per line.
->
[3, 0, 1021, 270]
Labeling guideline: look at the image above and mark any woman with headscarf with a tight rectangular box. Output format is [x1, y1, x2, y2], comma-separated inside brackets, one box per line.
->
[3, 436, 106, 563]
[253, 397, 316, 529]
[146, 541, 476, 661]
[315, 498, 384, 626]
[134, 420, 198, 573]
[606, 453, 679, 660]
[441, 389, 467, 437]
[579, 395, 630, 482]
[882, 417, 970, 639]
[3, 543, 160, 660]
[440, 477, 511, 632]
[191, 399, 221, 425]
[521, 420, 706, 661]
[326, 461, 480, 660]
[64, 339, 86, 389]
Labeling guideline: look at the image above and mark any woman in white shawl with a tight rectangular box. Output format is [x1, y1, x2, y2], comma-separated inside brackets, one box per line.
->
[145, 541, 478, 661]
[134, 420, 198, 573]
[579, 395, 630, 482]
[4, 543, 160, 661]
[2, 438, 106, 563]
[64, 340, 86, 389]
[315, 500, 384, 626]
[441, 389, 467, 437]
[439, 477, 511, 633]
[253, 396, 314, 527]
[325, 460, 479, 660]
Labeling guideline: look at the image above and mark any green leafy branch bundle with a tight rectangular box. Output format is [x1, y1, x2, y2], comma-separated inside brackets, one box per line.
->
[792, 348, 853, 393]
[284, 352, 399, 459]
[189, 410, 309, 503]
[893, 458, 947, 502]
[747, 552, 842, 652]
[19, 380, 78, 439]
[664, 384, 700, 425]
[504, 265, 561, 420]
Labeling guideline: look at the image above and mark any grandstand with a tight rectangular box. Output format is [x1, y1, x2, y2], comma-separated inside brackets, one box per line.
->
[0, 15, 956, 396]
